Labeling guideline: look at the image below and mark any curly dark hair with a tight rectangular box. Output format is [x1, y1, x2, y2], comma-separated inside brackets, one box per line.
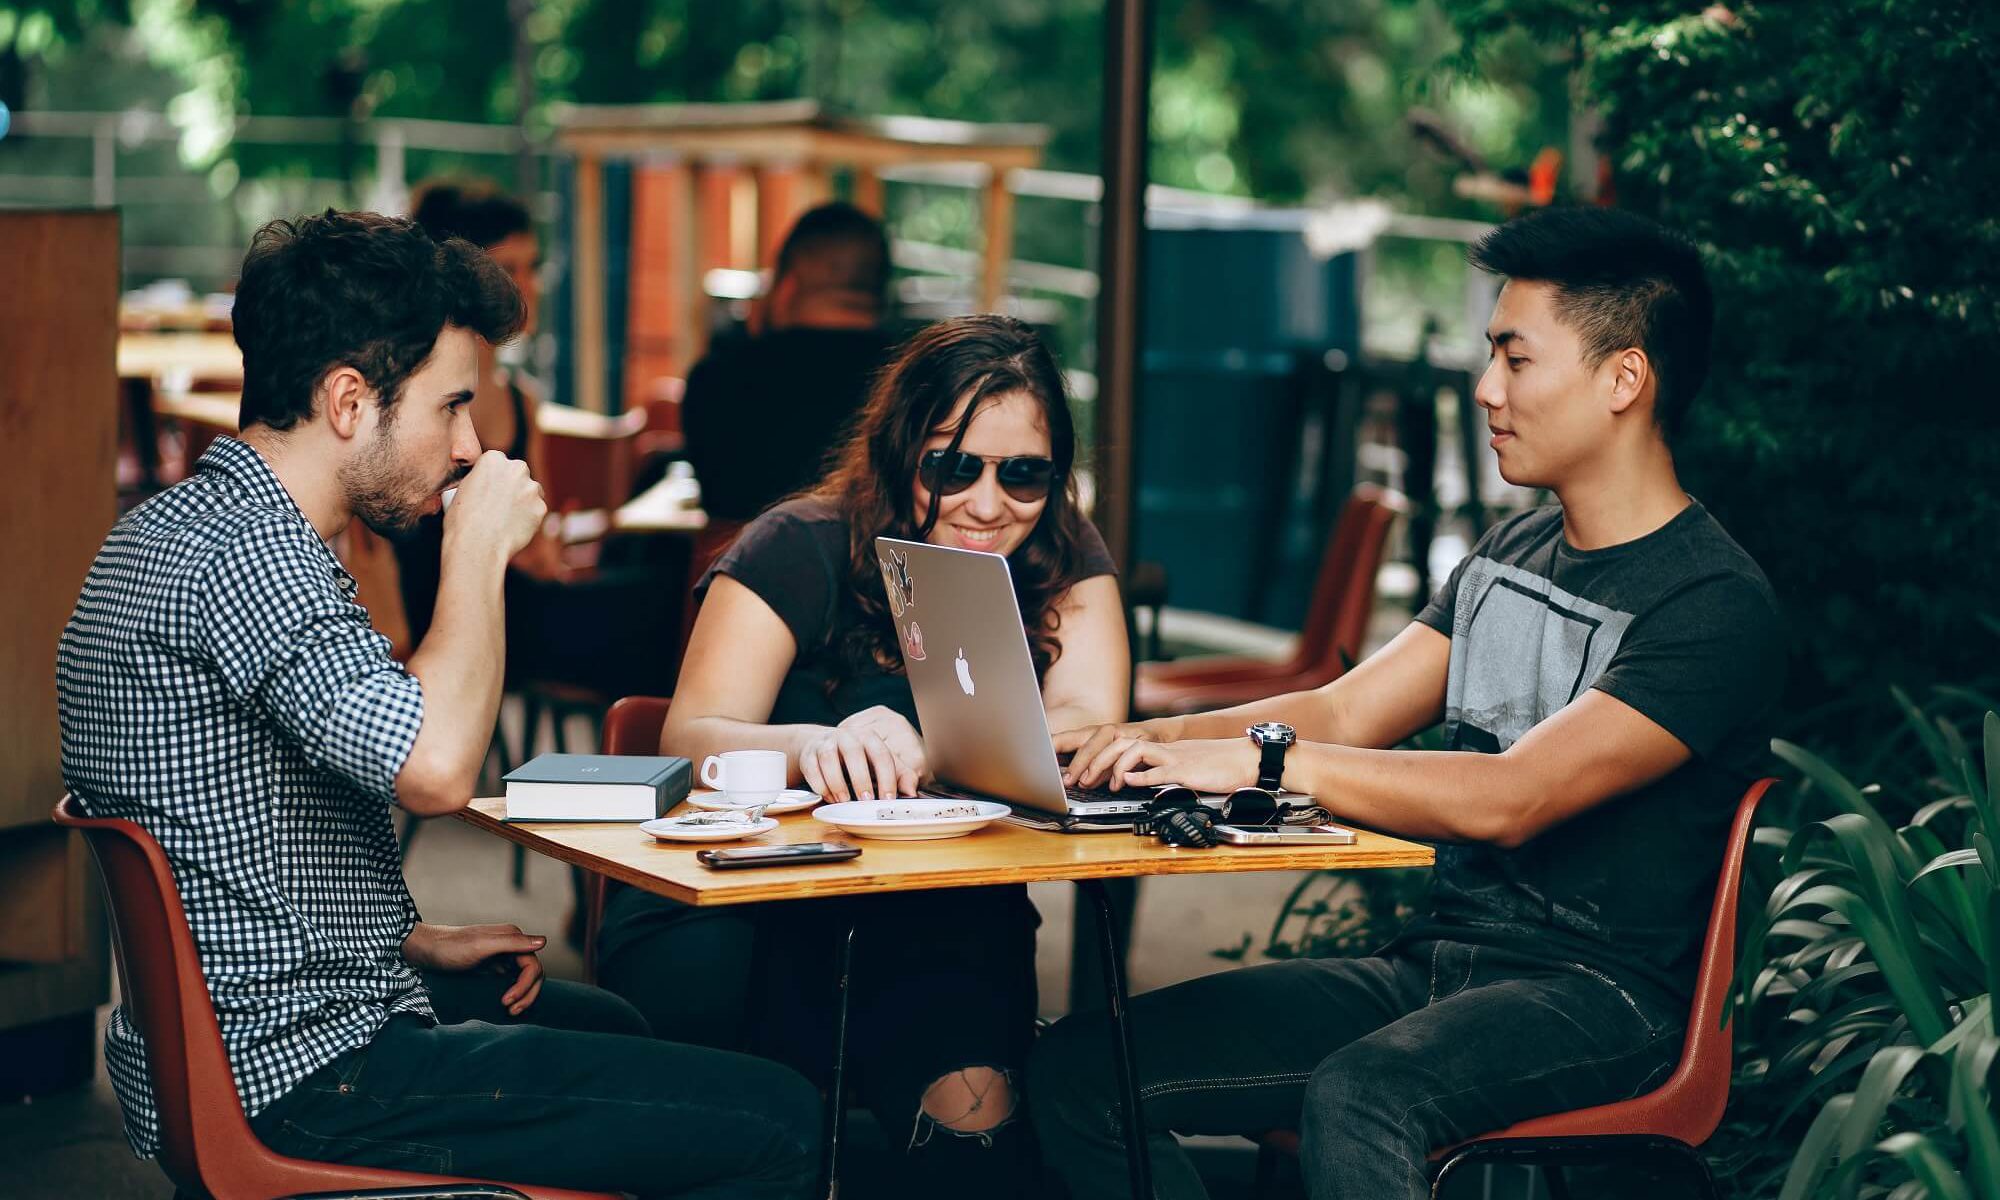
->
[816, 314, 1096, 686]
[233, 209, 524, 432]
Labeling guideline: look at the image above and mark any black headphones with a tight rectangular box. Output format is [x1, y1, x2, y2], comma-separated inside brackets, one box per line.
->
[1133, 789, 1223, 848]
[1134, 787, 1336, 849]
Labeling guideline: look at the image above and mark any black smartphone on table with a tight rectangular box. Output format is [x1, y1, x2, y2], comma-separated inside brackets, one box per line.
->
[696, 842, 863, 869]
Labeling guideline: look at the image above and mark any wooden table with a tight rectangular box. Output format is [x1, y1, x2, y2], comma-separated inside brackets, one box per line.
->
[117, 332, 243, 384]
[117, 334, 243, 489]
[612, 479, 709, 534]
[459, 796, 1432, 1198]
[154, 390, 241, 431]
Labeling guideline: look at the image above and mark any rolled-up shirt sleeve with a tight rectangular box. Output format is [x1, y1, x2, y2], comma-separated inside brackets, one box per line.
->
[197, 516, 424, 803]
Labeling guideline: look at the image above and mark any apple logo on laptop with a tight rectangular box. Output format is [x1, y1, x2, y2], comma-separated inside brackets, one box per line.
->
[955, 648, 976, 697]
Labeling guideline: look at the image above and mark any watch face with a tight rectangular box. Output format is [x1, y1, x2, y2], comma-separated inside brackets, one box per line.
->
[1248, 722, 1296, 745]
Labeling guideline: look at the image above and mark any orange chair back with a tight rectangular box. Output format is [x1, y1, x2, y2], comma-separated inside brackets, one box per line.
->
[1294, 484, 1404, 676]
[1458, 776, 1778, 1147]
[50, 796, 614, 1200]
[603, 695, 673, 757]
[536, 410, 646, 514]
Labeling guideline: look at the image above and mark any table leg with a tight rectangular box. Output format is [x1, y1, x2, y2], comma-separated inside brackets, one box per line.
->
[820, 918, 858, 1200]
[1079, 878, 1153, 1200]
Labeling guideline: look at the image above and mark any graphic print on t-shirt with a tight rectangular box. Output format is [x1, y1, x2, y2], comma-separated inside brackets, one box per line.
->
[1444, 559, 1635, 753]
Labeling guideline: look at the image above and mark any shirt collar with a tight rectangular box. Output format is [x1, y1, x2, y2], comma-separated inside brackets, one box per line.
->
[196, 436, 358, 594]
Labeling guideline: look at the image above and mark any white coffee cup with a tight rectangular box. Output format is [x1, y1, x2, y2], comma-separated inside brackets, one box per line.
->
[700, 750, 786, 805]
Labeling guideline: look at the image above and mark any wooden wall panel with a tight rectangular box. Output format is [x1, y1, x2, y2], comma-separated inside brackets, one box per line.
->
[0, 209, 117, 1022]
[0, 210, 120, 829]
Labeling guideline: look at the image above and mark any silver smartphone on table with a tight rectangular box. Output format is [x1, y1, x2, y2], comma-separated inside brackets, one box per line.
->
[1213, 824, 1357, 846]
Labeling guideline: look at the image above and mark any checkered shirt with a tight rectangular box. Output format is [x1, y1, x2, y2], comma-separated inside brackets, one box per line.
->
[57, 436, 434, 1158]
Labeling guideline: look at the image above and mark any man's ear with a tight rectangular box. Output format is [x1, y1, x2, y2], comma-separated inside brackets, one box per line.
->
[1606, 347, 1651, 417]
[318, 366, 375, 440]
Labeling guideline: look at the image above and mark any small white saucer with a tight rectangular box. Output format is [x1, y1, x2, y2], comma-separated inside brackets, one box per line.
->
[812, 799, 1010, 840]
[639, 815, 780, 843]
[685, 788, 820, 816]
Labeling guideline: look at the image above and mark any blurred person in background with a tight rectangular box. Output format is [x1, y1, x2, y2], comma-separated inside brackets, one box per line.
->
[682, 201, 899, 521]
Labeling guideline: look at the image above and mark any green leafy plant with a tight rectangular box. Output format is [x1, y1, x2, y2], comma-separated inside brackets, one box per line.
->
[1715, 708, 1999, 1200]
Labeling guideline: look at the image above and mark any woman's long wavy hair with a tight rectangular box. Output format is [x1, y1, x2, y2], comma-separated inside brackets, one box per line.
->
[815, 314, 1094, 687]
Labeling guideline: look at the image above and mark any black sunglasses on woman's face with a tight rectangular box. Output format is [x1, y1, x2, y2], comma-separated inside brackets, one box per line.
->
[919, 449, 1055, 503]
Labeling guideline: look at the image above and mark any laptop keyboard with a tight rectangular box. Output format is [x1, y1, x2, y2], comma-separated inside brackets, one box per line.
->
[1064, 781, 1149, 807]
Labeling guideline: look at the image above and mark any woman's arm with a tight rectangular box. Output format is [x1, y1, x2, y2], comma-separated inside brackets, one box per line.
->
[659, 575, 818, 779]
[663, 575, 922, 799]
[1039, 574, 1131, 735]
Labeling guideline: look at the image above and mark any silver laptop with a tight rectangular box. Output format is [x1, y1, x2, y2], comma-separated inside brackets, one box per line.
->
[874, 536, 1150, 826]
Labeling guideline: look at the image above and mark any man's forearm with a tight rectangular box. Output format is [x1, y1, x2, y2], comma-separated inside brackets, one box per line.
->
[1289, 741, 1532, 846]
[400, 540, 510, 810]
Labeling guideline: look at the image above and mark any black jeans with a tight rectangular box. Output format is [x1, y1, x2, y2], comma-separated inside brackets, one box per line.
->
[1030, 939, 1683, 1200]
[596, 882, 1042, 1198]
[249, 968, 821, 1199]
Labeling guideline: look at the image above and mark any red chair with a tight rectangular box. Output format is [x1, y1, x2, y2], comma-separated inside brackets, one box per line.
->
[51, 796, 616, 1200]
[580, 695, 675, 984]
[1135, 486, 1403, 717]
[1254, 777, 1777, 1199]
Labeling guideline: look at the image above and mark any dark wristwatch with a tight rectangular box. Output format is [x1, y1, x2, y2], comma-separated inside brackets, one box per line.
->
[1247, 722, 1296, 792]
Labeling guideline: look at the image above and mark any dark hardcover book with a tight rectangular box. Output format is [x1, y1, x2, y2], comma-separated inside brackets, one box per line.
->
[501, 753, 692, 822]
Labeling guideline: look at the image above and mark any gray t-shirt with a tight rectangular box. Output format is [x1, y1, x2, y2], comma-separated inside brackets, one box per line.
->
[1405, 500, 1784, 1008]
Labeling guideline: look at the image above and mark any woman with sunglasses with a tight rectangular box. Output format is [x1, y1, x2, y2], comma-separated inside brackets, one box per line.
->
[595, 314, 1128, 1196]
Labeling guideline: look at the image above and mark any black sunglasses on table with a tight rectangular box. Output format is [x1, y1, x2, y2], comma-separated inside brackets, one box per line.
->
[920, 449, 1055, 503]
[1146, 785, 1330, 828]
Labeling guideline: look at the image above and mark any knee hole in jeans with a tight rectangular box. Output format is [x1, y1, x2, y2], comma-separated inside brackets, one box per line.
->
[911, 1066, 1019, 1150]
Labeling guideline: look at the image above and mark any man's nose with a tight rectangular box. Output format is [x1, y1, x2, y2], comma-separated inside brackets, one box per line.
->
[452, 417, 483, 466]
[1473, 359, 1505, 412]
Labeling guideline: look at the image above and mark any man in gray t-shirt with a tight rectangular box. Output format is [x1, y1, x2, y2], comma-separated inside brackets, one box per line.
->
[1036, 207, 1784, 1200]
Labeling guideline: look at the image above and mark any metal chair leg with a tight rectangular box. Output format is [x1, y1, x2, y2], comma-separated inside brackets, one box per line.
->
[1430, 1136, 1720, 1200]
[1252, 1140, 1287, 1200]
[1544, 1163, 1573, 1200]
[820, 920, 858, 1200]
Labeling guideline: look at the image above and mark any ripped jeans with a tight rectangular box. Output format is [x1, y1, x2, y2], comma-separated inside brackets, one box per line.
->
[597, 882, 1042, 1198]
[1030, 939, 1684, 1200]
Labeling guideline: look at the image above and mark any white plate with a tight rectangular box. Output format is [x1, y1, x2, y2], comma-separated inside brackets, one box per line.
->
[685, 788, 820, 815]
[812, 799, 1010, 841]
[639, 815, 780, 843]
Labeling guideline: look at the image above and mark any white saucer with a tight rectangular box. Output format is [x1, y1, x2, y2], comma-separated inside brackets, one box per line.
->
[685, 788, 820, 815]
[812, 799, 1010, 841]
[639, 815, 780, 843]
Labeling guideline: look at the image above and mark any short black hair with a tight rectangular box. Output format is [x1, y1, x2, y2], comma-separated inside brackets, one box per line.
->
[774, 201, 890, 307]
[409, 178, 534, 251]
[1468, 207, 1713, 436]
[233, 210, 524, 431]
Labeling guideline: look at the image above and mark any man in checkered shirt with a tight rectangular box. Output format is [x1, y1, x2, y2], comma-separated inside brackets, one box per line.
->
[59, 210, 820, 1198]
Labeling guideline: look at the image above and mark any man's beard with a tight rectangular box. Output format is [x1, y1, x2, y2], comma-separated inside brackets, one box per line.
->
[342, 419, 460, 539]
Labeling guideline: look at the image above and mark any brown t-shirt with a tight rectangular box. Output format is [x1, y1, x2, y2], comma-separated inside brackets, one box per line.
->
[697, 496, 1118, 729]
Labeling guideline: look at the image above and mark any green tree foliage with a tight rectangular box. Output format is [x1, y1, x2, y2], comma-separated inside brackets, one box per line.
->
[1440, 0, 2000, 702]
[7, 0, 1567, 211]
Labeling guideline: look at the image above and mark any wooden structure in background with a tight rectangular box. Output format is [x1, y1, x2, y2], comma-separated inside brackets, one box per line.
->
[551, 100, 1048, 412]
[0, 210, 119, 1092]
